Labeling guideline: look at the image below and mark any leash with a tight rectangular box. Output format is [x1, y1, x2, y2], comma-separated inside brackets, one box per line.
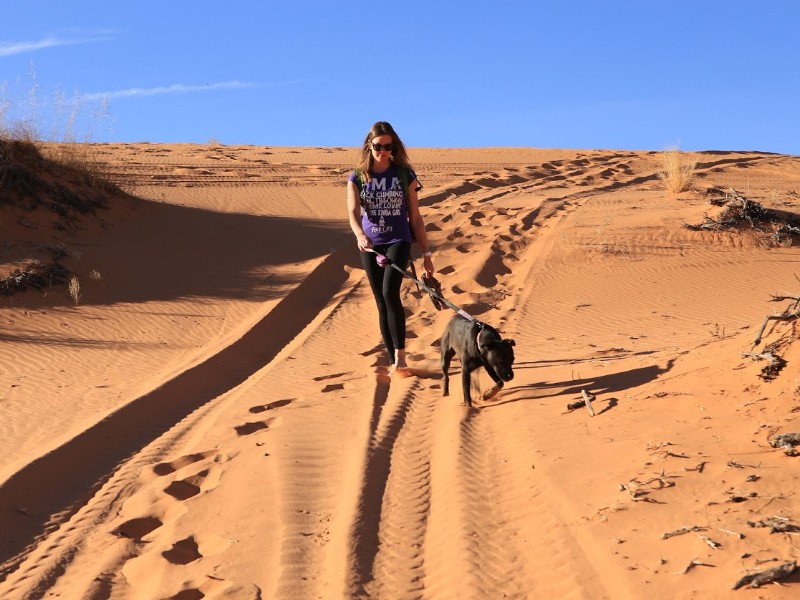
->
[366, 249, 485, 330]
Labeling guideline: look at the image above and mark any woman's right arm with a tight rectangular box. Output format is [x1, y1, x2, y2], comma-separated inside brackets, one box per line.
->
[347, 180, 372, 251]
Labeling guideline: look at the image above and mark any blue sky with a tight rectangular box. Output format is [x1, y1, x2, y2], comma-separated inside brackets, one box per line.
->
[3, 1, 799, 153]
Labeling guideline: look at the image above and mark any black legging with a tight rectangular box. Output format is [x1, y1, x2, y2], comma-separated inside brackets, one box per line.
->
[360, 241, 411, 364]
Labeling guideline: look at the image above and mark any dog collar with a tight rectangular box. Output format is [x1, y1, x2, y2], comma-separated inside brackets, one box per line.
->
[475, 322, 486, 349]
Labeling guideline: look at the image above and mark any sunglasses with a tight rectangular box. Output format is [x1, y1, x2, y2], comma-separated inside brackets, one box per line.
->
[371, 142, 394, 152]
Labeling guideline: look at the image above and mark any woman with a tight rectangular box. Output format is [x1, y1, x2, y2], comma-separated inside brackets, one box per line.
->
[346, 121, 435, 374]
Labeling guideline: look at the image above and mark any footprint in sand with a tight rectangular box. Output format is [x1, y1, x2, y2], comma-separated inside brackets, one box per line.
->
[313, 372, 350, 381]
[114, 516, 163, 541]
[470, 211, 486, 226]
[153, 451, 213, 476]
[163, 466, 221, 501]
[234, 416, 283, 436]
[162, 536, 202, 565]
[249, 398, 294, 413]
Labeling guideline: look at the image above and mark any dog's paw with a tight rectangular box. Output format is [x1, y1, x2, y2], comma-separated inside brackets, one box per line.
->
[482, 384, 503, 401]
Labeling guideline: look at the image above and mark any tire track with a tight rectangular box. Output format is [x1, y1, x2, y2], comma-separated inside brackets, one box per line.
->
[415, 167, 617, 598]
[0, 245, 354, 581]
[361, 382, 436, 599]
[345, 377, 426, 597]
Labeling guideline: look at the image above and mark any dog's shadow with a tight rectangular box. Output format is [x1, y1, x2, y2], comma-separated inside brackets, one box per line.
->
[481, 359, 675, 411]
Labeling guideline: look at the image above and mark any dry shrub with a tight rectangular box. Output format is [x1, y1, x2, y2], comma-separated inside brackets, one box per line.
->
[658, 148, 696, 194]
[1, 69, 130, 303]
[0, 263, 71, 296]
[685, 189, 800, 246]
[68, 275, 81, 305]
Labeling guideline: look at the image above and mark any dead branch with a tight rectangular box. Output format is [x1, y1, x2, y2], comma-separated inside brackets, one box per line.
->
[747, 516, 800, 534]
[683, 461, 707, 473]
[732, 560, 797, 590]
[770, 433, 800, 457]
[663, 451, 691, 459]
[752, 293, 800, 347]
[752, 316, 798, 348]
[581, 389, 596, 416]
[698, 534, 722, 549]
[742, 351, 788, 381]
[619, 482, 664, 503]
[719, 528, 744, 539]
[686, 191, 767, 232]
[647, 441, 675, 452]
[677, 559, 715, 575]
[565, 389, 597, 416]
[640, 473, 681, 488]
[687, 189, 800, 247]
[565, 399, 584, 412]
[727, 459, 760, 469]
[661, 525, 706, 540]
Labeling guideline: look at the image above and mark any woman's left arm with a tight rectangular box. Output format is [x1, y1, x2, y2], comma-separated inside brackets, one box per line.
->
[407, 180, 435, 276]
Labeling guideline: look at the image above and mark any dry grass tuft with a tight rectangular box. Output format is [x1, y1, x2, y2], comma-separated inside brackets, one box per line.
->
[658, 148, 696, 194]
[1, 67, 130, 303]
[68, 275, 81, 305]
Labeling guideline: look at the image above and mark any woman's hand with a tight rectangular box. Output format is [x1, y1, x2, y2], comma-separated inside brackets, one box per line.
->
[423, 254, 434, 277]
[356, 234, 372, 252]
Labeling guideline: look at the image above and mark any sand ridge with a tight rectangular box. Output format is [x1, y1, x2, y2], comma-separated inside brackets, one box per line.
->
[1, 144, 799, 598]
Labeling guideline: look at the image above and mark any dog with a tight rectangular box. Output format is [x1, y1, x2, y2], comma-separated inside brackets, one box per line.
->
[440, 315, 516, 407]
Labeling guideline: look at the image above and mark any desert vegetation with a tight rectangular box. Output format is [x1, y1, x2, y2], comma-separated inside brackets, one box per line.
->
[685, 188, 800, 246]
[658, 147, 696, 194]
[1, 71, 126, 302]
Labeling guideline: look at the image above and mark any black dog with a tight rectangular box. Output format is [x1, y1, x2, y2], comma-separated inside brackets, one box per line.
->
[440, 315, 516, 407]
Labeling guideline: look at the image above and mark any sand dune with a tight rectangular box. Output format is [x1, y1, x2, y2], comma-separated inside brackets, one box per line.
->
[1, 143, 799, 598]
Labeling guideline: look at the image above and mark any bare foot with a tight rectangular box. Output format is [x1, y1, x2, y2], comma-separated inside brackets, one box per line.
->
[389, 365, 412, 378]
[389, 350, 412, 377]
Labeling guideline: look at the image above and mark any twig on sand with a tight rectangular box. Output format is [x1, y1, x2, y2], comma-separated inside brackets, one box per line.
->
[661, 525, 706, 540]
[727, 459, 760, 470]
[698, 534, 722, 550]
[683, 461, 708, 473]
[732, 560, 797, 590]
[742, 351, 788, 381]
[620, 471, 679, 503]
[565, 389, 596, 416]
[676, 559, 714, 575]
[752, 294, 800, 348]
[747, 516, 800, 534]
[663, 451, 691, 459]
[719, 528, 745, 539]
[769, 433, 800, 457]
[581, 389, 596, 416]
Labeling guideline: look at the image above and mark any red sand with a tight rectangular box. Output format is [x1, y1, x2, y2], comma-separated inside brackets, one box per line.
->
[1, 144, 799, 599]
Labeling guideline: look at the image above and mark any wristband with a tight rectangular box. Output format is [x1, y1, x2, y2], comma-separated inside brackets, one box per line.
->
[423, 251, 432, 257]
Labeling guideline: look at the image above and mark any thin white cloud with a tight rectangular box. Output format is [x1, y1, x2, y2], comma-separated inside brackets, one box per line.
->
[81, 81, 259, 101]
[0, 36, 111, 57]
